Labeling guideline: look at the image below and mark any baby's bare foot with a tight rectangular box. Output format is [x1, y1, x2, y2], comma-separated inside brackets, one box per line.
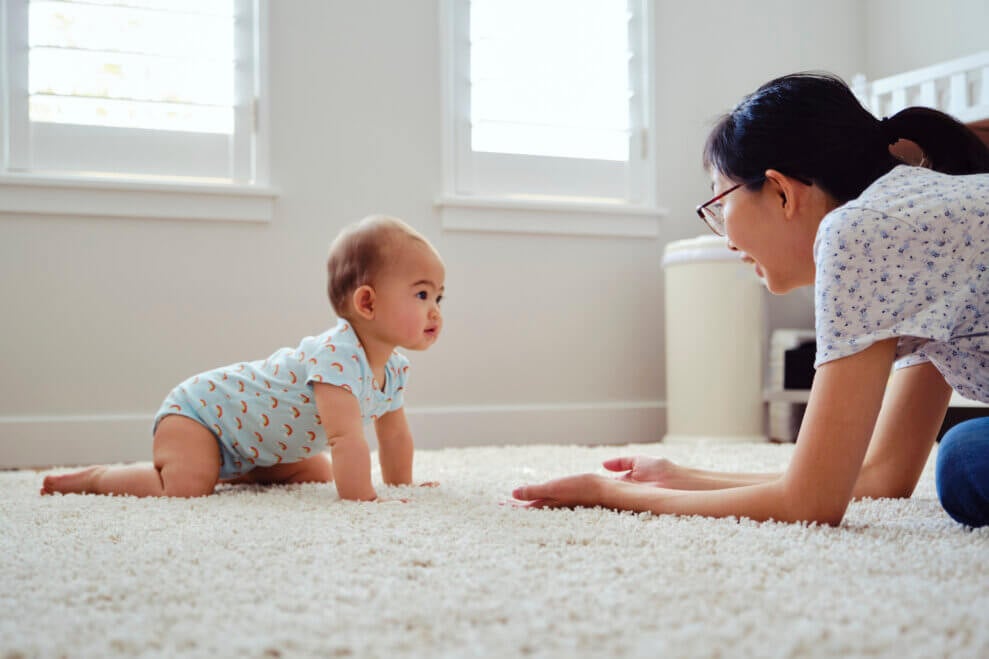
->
[41, 466, 106, 495]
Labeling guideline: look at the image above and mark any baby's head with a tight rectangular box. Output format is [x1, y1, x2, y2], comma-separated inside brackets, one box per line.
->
[327, 215, 445, 350]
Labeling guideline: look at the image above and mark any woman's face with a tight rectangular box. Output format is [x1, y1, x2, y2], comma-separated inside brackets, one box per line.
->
[710, 169, 817, 294]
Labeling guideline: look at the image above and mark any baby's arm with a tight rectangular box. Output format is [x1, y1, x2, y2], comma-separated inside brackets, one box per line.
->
[312, 382, 377, 501]
[374, 408, 413, 486]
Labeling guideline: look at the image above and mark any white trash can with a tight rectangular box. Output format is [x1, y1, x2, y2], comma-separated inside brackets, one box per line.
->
[662, 235, 767, 443]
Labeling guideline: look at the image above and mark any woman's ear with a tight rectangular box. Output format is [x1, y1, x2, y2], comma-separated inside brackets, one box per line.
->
[764, 169, 799, 216]
[351, 285, 376, 320]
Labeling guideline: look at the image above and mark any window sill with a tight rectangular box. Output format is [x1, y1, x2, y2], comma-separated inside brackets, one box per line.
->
[0, 173, 278, 223]
[435, 194, 667, 238]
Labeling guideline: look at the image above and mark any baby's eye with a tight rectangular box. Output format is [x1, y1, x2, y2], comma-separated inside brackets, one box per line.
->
[416, 291, 428, 300]
[436, 295, 443, 305]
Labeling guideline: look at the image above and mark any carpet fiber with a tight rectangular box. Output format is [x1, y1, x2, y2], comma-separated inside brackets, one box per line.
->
[2, 441, 987, 658]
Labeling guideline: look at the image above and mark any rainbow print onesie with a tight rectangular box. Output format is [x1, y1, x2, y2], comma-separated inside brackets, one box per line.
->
[153, 320, 409, 478]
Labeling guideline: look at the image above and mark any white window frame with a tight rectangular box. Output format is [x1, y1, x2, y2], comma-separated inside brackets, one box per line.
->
[0, 0, 276, 223]
[437, 0, 665, 238]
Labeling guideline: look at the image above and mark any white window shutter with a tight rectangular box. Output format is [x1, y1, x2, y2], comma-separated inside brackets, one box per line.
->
[2, 0, 262, 183]
[445, 0, 654, 205]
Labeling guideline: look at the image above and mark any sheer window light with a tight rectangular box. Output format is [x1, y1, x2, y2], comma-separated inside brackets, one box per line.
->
[441, 0, 655, 207]
[2, 0, 264, 184]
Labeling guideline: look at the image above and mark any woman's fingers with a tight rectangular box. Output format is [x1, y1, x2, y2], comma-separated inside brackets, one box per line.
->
[602, 456, 636, 472]
[512, 484, 547, 501]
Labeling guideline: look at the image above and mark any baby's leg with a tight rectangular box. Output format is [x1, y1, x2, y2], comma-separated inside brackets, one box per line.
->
[226, 452, 333, 486]
[41, 415, 221, 497]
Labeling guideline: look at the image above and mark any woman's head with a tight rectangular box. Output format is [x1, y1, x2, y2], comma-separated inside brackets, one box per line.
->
[703, 72, 989, 204]
[699, 72, 989, 294]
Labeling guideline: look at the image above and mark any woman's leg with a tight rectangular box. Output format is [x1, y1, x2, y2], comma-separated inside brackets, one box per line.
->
[935, 417, 989, 528]
[41, 415, 222, 497]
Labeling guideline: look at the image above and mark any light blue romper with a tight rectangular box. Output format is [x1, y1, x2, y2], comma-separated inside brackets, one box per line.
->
[153, 320, 409, 478]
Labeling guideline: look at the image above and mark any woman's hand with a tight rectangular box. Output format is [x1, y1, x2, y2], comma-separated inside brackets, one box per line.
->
[512, 473, 615, 509]
[603, 455, 679, 486]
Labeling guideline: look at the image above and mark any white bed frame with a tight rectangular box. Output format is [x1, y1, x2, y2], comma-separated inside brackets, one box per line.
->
[852, 50, 989, 125]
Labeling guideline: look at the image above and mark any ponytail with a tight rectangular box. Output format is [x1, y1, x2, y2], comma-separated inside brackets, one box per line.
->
[704, 73, 989, 205]
[884, 106, 989, 175]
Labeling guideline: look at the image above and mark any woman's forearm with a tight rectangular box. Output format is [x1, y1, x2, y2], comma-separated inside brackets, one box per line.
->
[660, 466, 781, 491]
[602, 477, 839, 525]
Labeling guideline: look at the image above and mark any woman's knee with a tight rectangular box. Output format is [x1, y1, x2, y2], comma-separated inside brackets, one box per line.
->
[936, 418, 989, 527]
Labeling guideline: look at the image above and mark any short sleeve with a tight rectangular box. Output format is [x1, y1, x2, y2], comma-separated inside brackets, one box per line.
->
[385, 353, 410, 412]
[306, 342, 366, 398]
[813, 206, 956, 368]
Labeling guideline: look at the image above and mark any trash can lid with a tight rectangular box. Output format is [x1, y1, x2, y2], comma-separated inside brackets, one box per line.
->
[662, 234, 744, 267]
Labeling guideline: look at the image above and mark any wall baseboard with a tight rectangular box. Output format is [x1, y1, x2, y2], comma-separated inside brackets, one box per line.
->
[0, 402, 666, 468]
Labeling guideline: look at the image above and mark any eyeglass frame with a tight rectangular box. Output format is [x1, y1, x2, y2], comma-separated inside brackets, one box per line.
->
[695, 174, 812, 237]
[695, 178, 762, 237]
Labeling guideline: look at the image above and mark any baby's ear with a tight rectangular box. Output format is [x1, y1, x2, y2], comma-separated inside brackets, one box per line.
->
[352, 285, 376, 320]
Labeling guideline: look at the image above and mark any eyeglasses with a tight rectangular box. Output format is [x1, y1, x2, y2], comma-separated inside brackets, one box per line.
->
[696, 175, 812, 236]
[695, 181, 752, 237]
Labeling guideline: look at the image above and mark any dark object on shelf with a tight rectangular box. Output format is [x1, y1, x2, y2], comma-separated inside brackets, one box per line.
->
[783, 342, 816, 390]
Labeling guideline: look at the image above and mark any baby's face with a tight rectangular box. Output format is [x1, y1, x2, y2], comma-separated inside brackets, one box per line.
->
[372, 241, 445, 351]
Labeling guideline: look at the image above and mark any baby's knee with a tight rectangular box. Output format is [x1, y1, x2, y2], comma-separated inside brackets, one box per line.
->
[304, 454, 334, 483]
[161, 467, 217, 498]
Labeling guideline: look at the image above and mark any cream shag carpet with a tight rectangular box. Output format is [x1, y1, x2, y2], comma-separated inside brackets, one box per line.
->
[1, 441, 987, 659]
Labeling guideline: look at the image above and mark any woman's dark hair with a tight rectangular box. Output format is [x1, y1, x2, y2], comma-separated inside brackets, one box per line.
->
[703, 72, 989, 204]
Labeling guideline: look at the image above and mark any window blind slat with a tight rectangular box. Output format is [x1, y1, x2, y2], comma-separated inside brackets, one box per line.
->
[29, 2, 234, 59]
[29, 47, 233, 106]
[29, 94, 233, 134]
[56, 0, 233, 16]
[471, 81, 629, 128]
[472, 121, 627, 161]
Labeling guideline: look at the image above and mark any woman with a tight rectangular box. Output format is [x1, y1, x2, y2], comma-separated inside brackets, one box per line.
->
[512, 73, 989, 527]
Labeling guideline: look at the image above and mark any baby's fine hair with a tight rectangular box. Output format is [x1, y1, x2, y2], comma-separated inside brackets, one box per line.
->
[326, 215, 430, 318]
[703, 72, 989, 204]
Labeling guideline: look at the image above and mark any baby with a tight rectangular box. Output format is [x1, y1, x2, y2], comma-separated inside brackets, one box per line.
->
[42, 215, 444, 501]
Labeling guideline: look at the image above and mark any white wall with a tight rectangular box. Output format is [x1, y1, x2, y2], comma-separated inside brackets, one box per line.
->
[865, 0, 989, 79]
[1, 0, 870, 466]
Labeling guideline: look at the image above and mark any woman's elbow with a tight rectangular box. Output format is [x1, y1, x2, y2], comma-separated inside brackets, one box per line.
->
[780, 483, 851, 526]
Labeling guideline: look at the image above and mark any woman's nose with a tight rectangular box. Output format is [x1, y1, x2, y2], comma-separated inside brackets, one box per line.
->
[726, 240, 739, 252]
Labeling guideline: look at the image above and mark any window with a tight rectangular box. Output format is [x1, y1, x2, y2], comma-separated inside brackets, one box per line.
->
[0, 0, 272, 221]
[439, 0, 659, 236]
